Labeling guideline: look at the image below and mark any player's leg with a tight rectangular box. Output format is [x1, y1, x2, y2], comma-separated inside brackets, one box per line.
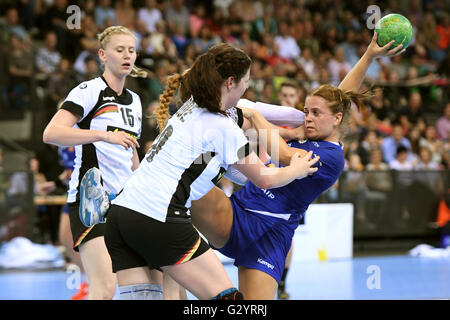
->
[190, 186, 234, 248]
[78, 237, 117, 300]
[59, 209, 84, 272]
[58, 208, 89, 300]
[116, 267, 163, 300]
[162, 248, 241, 300]
[278, 244, 293, 299]
[163, 273, 188, 300]
[238, 266, 278, 300]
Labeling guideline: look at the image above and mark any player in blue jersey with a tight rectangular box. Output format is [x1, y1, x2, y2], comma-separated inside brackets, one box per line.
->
[188, 33, 405, 299]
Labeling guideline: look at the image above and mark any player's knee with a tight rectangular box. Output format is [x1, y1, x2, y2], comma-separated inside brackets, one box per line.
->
[212, 288, 244, 300]
[88, 277, 116, 300]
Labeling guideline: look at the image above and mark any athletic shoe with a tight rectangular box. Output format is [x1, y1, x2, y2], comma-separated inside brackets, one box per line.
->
[71, 282, 89, 300]
[79, 167, 110, 227]
[277, 288, 290, 300]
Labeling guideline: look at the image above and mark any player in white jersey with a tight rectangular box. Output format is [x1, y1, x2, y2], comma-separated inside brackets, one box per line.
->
[42, 26, 152, 300]
[102, 43, 319, 300]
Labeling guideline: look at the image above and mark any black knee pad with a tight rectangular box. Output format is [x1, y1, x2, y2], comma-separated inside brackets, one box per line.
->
[212, 288, 244, 300]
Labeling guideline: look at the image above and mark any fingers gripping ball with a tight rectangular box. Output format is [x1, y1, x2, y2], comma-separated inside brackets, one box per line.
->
[375, 14, 413, 50]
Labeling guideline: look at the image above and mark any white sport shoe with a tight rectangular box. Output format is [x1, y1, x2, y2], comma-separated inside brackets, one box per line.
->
[79, 167, 110, 227]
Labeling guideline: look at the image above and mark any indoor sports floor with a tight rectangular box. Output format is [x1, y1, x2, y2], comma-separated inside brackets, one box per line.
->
[0, 254, 449, 300]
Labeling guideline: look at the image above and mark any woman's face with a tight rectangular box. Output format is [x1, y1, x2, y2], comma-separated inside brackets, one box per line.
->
[303, 95, 341, 141]
[99, 34, 136, 79]
[222, 69, 250, 110]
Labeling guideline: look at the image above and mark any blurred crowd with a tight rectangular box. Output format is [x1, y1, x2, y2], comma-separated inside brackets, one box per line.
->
[0, 0, 449, 173]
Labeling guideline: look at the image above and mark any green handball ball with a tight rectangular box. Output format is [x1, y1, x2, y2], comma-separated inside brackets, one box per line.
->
[375, 14, 413, 50]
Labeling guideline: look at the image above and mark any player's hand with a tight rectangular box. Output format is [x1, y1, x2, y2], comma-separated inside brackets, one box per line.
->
[367, 32, 405, 59]
[290, 151, 319, 179]
[105, 130, 140, 150]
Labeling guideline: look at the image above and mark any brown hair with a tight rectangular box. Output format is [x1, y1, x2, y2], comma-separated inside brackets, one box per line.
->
[97, 26, 147, 78]
[311, 84, 372, 134]
[156, 43, 252, 131]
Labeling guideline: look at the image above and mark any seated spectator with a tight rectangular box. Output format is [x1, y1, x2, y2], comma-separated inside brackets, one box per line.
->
[165, 0, 190, 36]
[5, 34, 33, 111]
[397, 91, 425, 130]
[250, 6, 277, 43]
[274, 21, 301, 61]
[115, 0, 136, 30]
[95, 0, 118, 28]
[328, 46, 351, 87]
[189, 3, 207, 38]
[419, 124, 443, 164]
[389, 145, 416, 171]
[381, 123, 414, 164]
[5, 7, 28, 41]
[138, 0, 162, 34]
[192, 25, 220, 55]
[36, 31, 62, 77]
[436, 102, 450, 140]
[416, 147, 441, 170]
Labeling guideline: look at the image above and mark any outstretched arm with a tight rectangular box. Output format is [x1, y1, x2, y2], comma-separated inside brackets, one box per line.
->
[338, 32, 405, 92]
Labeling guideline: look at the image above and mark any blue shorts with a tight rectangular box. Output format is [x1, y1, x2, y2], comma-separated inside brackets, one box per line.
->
[217, 195, 295, 283]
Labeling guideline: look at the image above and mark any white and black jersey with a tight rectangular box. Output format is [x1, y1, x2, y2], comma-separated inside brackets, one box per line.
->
[61, 76, 142, 203]
[113, 96, 249, 223]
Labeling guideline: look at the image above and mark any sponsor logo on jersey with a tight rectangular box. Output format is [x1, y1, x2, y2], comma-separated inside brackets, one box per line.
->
[79, 83, 87, 89]
[261, 188, 275, 199]
[257, 258, 274, 270]
[103, 96, 115, 102]
[106, 126, 138, 139]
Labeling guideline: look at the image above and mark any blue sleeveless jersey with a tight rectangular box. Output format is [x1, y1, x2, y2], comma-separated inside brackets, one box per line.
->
[231, 139, 345, 227]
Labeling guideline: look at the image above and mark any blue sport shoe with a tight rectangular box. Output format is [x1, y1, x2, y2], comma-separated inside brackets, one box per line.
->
[79, 167, 111, 227]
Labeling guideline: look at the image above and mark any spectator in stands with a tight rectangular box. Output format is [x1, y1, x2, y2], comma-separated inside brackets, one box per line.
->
[389, 145, 416, 170]
[165, 0, 190, 36]
[381, 123, 414, 164]
[138, 0, 163, 34]
[397, 91, 425, 131]
[274, 21, 300, 61]
[189, 3, 207, 38]
[115, 0, 136, 30]
[250, 5, 277, 43]
[328, 46, 351, 87]
[5, 7, 28, 41]
[416, 146, 441, 170]
[419, 124, 443, 164]
[95, 0, 118, 28]
[6, 34, 33, 111]
[36, 31, 62, 77]
[436, 102, 450, 140]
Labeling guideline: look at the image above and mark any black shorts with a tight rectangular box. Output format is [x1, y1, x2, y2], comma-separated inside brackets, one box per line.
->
[68, 202, 106, 252]
[104, 204, 210, 273]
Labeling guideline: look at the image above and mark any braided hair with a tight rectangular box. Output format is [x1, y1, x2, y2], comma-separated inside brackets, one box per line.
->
[155, 43, 252, 131]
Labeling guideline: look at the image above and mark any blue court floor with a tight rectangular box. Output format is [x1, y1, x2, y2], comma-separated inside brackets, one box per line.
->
[0, 255, 448, 300]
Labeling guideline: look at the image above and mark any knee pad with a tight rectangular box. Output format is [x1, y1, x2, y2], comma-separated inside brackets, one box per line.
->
[212, 288, 244, 300]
